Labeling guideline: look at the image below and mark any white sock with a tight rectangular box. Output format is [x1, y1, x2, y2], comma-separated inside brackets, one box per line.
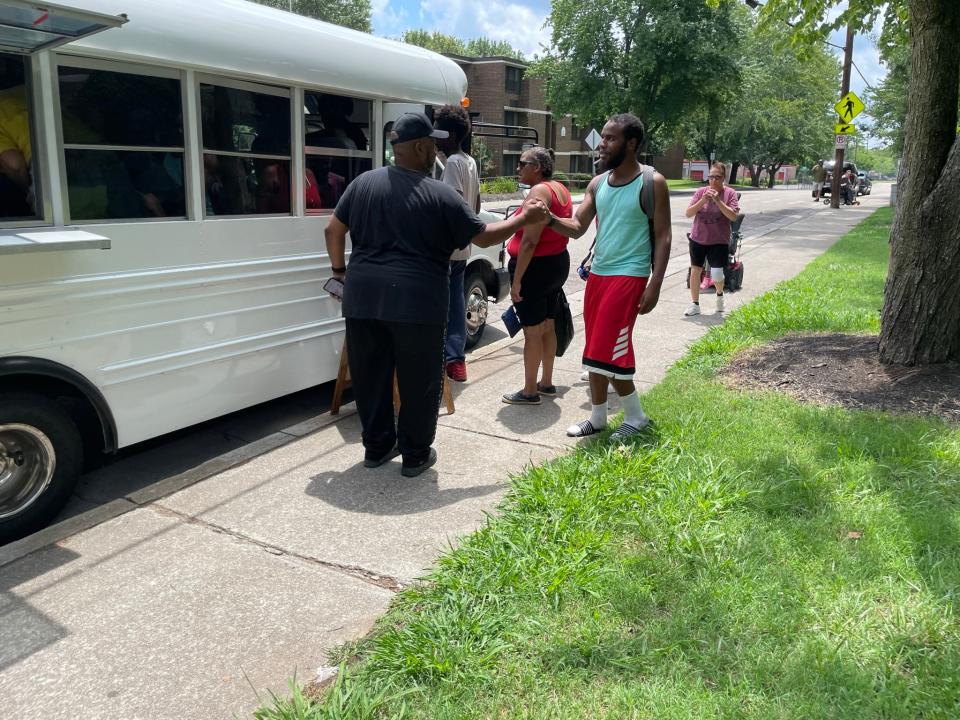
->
[590, 402, 607, 429]
[618, 390, 648, 427]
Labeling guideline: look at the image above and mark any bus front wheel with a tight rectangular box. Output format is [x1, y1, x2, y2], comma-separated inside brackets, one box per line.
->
[0, 394, 83, 544]
[464, 271, 488, 350]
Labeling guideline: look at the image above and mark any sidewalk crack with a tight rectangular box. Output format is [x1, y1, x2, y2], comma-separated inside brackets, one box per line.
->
[148, 505, 408, 592]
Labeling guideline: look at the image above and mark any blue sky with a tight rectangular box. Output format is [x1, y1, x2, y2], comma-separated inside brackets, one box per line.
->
[371, 0, 888, 134]
[371, 0, 554, 56]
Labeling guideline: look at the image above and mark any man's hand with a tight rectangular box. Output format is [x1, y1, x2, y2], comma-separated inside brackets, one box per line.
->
[520, 197, 549, 224]
[638, 280, 661, 315]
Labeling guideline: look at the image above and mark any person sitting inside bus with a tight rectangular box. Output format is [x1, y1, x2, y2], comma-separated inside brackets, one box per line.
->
[0, 84, 34, 217]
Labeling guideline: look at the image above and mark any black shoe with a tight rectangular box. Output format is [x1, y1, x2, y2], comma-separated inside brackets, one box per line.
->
[363, 446, 400, 468]
[401, 448, 438, 477]
[502, 390, 542, 405]
[536, 383, 558, 396]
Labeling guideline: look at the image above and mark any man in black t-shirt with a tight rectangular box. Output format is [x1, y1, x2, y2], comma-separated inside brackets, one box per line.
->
[325, 112, 547, 477]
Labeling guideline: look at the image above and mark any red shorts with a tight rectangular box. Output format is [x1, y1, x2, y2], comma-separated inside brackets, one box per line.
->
[582, 274, 648, 379]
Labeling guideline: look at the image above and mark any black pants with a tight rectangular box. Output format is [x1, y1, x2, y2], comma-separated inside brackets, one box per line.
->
[345, 318, 445, 464]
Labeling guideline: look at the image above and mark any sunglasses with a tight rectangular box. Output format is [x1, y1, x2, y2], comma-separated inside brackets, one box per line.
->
[517, 160, 537, 167]
[708, 174, 723, 179]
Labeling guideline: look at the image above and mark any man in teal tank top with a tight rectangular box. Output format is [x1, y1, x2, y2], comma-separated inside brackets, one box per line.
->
[546, 114, 672, 441]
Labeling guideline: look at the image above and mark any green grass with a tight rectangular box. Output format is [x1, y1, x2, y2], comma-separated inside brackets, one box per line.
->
[666, 179, 705, 190]
[258, 207, 960, 719]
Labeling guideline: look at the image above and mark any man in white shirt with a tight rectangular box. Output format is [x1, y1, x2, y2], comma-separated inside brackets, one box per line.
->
[434, 105, 481, 382]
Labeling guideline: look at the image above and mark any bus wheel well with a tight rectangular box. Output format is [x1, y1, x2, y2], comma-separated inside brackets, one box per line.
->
[0, 375, 112, 464]
[469, 259, 497, 298]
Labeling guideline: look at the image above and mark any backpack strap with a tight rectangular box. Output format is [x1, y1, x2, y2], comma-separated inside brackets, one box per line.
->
[579, 172, 609, 269]
[639, 164, 656, 270]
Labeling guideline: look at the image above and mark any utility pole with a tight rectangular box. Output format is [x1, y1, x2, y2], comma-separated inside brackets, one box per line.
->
[831, 23, 855, 209]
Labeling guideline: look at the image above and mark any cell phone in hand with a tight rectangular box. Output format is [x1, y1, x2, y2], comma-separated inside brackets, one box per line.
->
[323, 276, 344, 299]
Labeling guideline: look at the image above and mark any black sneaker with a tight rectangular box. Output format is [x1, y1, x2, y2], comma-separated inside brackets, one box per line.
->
[364, 445, 400, 468]
[502, 390, 542, 405]
[401, 448, 438, 477]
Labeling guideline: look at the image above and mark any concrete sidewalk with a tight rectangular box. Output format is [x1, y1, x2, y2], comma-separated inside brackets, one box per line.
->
[0, 200, 882, 719]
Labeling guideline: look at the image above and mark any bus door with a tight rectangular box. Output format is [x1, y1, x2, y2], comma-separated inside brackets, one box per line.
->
[382, 102, 430, 171]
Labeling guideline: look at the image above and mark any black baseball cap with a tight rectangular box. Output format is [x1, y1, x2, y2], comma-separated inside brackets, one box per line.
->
[389, 112, 449, 145]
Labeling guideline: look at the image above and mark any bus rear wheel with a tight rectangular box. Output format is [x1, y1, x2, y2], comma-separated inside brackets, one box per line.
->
[0, 394, 83, 544]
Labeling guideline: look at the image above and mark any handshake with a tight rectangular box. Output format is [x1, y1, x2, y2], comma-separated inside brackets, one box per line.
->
[519, 196, 550, 225]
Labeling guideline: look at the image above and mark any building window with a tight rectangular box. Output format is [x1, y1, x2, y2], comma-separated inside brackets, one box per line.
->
[505, 66, 523, 94]
[571, 154, 593, 174]
[58, 64, 185, 221]
[200, 81, 291, 216]
[0, 53, 40, 222]
[304, 91, 372, 213]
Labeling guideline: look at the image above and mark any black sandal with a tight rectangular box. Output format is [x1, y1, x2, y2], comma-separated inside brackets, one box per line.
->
[502, 391, 541, 405]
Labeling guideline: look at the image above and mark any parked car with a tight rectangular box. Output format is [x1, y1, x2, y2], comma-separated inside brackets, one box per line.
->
[819, 160, 858, 198]
[856, 171, 872, 196]
[467, 209, 511, 348]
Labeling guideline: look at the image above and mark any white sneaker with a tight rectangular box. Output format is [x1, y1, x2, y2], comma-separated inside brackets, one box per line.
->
[684, 302, 701, 316]
[716, 294, 725, 313]
[580, 370, 590, 381]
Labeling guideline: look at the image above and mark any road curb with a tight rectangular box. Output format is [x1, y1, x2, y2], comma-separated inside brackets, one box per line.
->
[0, 407, 358, 568]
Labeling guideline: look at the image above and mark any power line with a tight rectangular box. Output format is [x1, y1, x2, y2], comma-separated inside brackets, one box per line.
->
[851, 60, 875, 91]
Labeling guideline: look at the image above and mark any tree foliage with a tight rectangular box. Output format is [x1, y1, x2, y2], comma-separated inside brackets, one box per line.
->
[864, 43, 909, 154]
[401, 30, 524, 60]
[733, 21, 838, 185]
[682, 7, 836, 184]
[251, 0, 371, 32]
[531, 0, 742, 144]
[850, 143, 896, 176]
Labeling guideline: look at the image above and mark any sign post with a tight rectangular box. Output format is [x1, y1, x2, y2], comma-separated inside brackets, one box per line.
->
[584, 127, 601, 173]
[830, 25, 856, 208]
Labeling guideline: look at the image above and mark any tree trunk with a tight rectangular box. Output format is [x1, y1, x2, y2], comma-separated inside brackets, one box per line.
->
[750, 164, 761, 187]
[879, 0, 960, 364]
[766, 163, 782, 188]
[729, 161, 740, 185]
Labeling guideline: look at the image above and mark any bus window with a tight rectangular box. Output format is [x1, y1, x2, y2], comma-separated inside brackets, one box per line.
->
[201, 82, 291, 216]
[303, 91, 372, 213]
[0, 53, 39, 221]
[58, 65, 185, 221]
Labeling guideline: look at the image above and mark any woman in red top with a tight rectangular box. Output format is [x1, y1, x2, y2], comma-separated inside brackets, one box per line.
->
[502, 147, 573, 405]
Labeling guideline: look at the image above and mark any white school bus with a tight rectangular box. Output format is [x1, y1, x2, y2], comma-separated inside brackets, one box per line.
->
[0, 0, 508, 540]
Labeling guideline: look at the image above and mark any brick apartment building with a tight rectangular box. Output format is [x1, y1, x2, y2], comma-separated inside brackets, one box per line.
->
[446, 54, 593, 177]
[444, 54, 684, 179]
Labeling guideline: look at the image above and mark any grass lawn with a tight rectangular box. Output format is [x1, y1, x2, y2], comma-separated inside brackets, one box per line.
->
[666, 179, 704, 190]
[257, 207, 960, 719]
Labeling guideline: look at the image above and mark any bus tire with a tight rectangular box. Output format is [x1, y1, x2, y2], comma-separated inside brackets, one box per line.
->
[463, 271, 488, 350]
[0, 393, 83, 544]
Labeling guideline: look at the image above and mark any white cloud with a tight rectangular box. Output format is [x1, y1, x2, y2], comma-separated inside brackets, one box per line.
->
[371, 0, 409, 38]
[471, 1, 551, 57]
[408, 0, 550, 58]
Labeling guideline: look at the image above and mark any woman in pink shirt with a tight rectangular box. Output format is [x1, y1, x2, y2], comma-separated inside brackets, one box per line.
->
[684, 162, 740, 316]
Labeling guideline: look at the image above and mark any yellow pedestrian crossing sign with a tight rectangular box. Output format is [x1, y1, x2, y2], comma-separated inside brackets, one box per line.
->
[834, 123, 856, 135]
[835, 91, 865, 123]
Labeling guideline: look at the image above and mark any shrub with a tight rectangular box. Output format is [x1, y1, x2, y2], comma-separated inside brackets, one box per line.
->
[480, 177, 519, 194]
